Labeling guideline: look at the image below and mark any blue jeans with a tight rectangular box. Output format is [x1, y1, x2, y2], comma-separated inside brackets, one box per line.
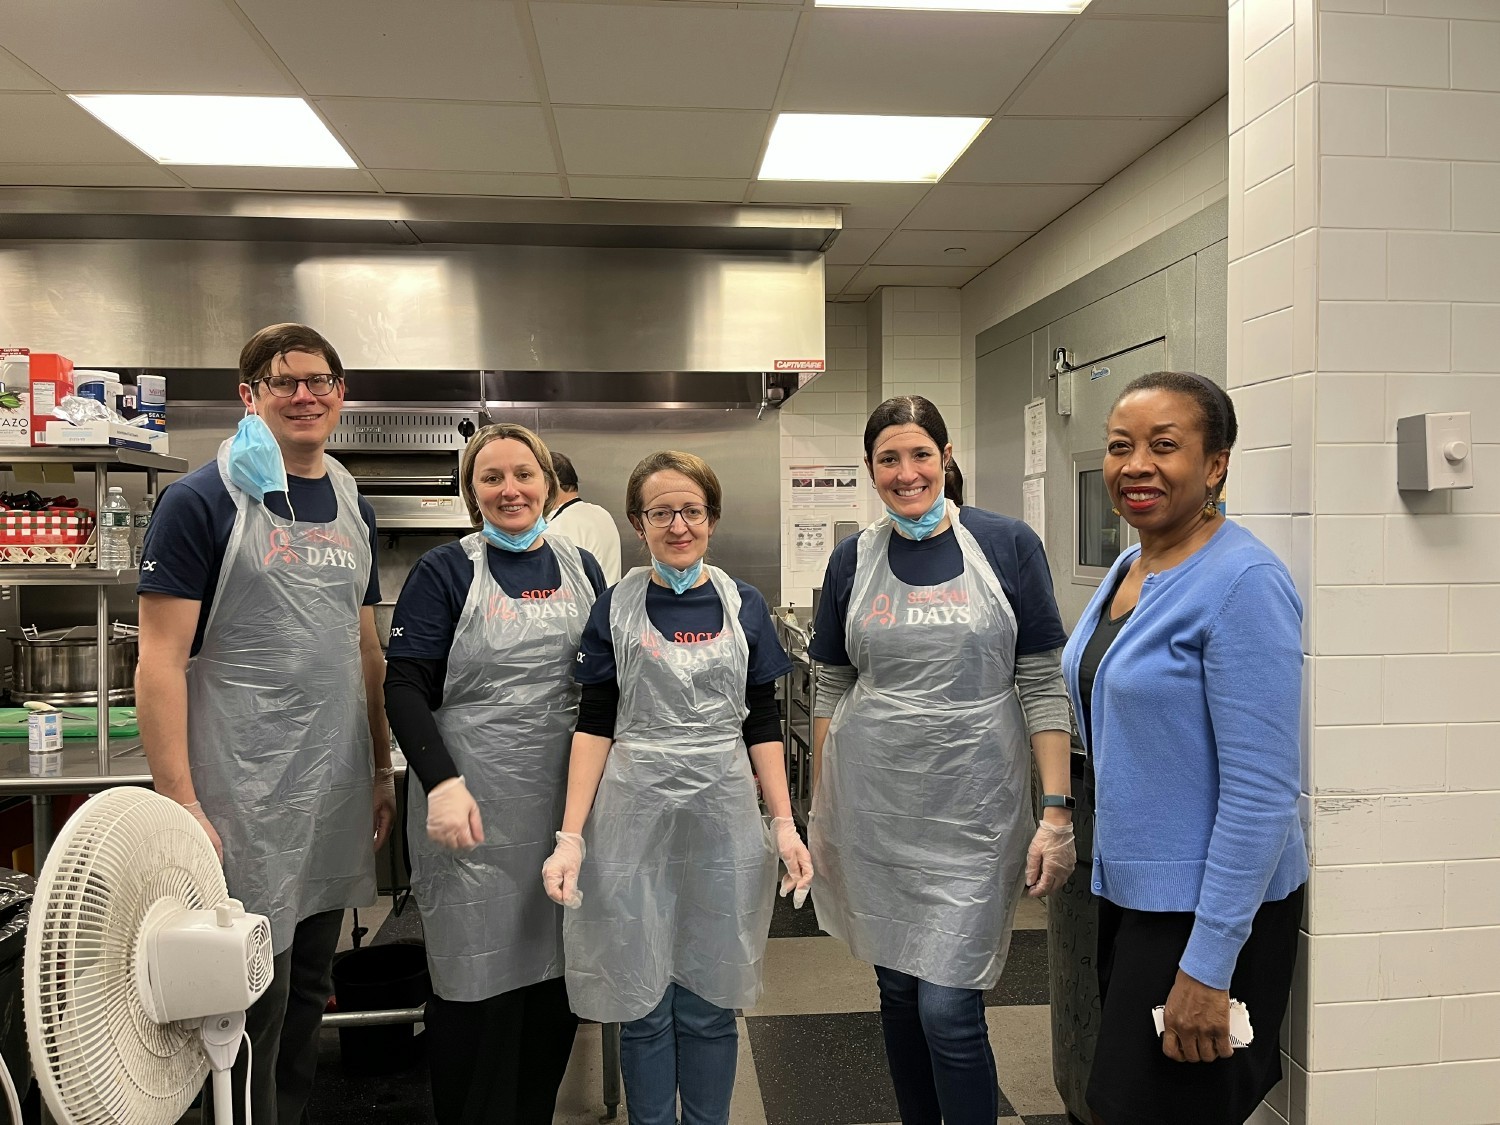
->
[874, 966, 998, 1125]
[620, 984, 738, 1125]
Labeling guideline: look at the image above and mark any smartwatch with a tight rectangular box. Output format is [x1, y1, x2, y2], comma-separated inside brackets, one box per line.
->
[1041, 794, 1076, 810]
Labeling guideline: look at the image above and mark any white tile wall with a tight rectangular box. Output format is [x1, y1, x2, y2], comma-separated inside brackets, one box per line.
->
[1441, 993, 1500, 1062]
[1311, 724, 1446, 795]
[1309, 996, 1442, 1070]
[1375, 1059, 1500, 1125]
[1445, 860, 1500, 928]
[1448, 723, 1500, 793]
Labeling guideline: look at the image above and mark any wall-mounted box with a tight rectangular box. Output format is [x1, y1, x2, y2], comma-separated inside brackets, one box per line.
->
[1396, 412, 1472, 491]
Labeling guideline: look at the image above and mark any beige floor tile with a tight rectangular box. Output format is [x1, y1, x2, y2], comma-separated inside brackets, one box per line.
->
[335, 902, 394, 953]
[746, 936, 881, 1017]
[729, 1016, 770, 1125]
[987, 1004, 1067, 1117]
[555, 1021, 622, 1124]
[1013, 894, 1049, 930]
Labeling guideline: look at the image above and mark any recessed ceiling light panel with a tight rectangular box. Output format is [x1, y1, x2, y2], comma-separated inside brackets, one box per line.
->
[70, 95, 356, 168]
[815, 0, 1090, 11]
[759, 114, 988, 183]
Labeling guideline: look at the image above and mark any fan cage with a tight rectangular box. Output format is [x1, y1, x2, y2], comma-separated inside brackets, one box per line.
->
[26, 788, 231, 1125]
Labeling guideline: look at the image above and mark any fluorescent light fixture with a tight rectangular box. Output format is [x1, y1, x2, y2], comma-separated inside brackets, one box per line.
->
[70, 95, 355, 168]
[759, 114, 988, 183]
[815, 0, 1090, 10]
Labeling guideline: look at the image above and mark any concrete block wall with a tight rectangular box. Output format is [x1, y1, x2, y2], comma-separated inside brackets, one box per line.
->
[1227, 2, 1500, 1122]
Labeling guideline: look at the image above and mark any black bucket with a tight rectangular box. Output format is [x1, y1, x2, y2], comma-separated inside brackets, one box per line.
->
[329, 939, 431, 1074]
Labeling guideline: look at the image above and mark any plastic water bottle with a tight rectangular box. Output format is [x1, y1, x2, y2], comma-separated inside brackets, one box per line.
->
[98, 486, 133, 570]
[131, 492, 155, 568]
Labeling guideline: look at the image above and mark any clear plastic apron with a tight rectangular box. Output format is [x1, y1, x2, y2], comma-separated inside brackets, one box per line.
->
[408, 534, 594, 1001]
[187, 442, 376, 955]
[563, 565, 777, 1023]
[810, 503, 1030, 989]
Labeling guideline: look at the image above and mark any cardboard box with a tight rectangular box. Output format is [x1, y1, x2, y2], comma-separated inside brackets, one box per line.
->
[41, 420, 169, 454]
[0, 348, 31, 447]
[27, 353, 73, 447]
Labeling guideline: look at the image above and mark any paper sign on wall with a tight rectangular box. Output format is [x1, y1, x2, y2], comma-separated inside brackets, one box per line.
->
[790, 464, 861, 509]
[1023, 477, 1045, 537]
[791, 516, 832, 567]
[1024, 398, 1047, 477]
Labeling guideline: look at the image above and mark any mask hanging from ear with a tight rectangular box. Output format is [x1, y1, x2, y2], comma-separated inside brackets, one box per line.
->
[226, 413, 289, 502]
[652, 557, 703, 595]
[482, 514, 548, 552]
[886, 490, 948, 541]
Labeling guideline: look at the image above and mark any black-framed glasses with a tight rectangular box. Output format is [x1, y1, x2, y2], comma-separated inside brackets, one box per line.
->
[641, 504, 710, 528]
[256, 373, 342, 397]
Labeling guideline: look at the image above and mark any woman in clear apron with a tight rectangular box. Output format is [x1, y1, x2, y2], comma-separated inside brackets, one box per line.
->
[542, 450, 813, 1125]
[384, 424, 605, 1125]
[808, 396, 1077, 1125]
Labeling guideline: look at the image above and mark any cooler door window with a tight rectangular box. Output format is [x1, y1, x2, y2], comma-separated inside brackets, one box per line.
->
[1073, 452, 1122, 585]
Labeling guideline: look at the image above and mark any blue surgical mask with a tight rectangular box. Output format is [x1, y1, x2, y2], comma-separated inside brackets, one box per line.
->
[482, 514, 547, 553]
[652, 557, 703, 595]
[886, 490, 948, 541]
[226, 413, 288, 502]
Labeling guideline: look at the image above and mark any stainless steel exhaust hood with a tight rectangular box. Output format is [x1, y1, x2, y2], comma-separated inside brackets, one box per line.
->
[0, 191, 837, 386]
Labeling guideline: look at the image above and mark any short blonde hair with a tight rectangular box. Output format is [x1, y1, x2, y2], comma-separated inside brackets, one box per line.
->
[624, 450, 722, 532]
[458, 423, 559, 527]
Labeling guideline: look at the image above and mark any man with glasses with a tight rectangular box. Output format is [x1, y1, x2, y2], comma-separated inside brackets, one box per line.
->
[137, 323, 394, 1124]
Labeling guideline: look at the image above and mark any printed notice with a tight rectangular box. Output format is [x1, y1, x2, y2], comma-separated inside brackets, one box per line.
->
[790, 464, 861, 509]
[1024, 398, 1047, 477]
[1022, 476, 1045, 536]
[791, 516, 832, 567]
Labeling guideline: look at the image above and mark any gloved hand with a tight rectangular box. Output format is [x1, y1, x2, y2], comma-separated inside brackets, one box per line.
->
[1025, 818, 1076, 898]
[372, 767, 397, 851]
[181, 799, 223, 863]
[542, 831, 586, 908]
[772, 816, 813, 909]
[426, 776, 484, 851]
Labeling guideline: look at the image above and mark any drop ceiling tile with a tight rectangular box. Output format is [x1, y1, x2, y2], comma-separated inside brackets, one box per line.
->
[0, 164, 182, 187]
[0, 0, 294, 93]
[318, 100, 556, 173]
[568, 177, 750, 203]
[0, 49, 45, 91]
[825, 228, 892, 266]
[903, 183, 1096, 232]
[371, 170, 564, 197]
[946, 116, 1188, 185]
[748, 182, 930, 229]
[871, 229, 1029, 267]
[1007, 19, 1227, 118]
[553, 107, 768, 179]
[237, 0, 537, 101]
[0, 93, 156, 163]
[825, 265, 859, 293]
[171, 167, 380, 192]
[1086, 0, 1223, 13]
[782, 10, 1069, 116]
[532, 3, 797, 110]
[852, 265, 986, 291]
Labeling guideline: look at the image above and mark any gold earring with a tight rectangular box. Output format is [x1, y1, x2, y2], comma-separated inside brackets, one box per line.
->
[1203, 495, 1219, 517]
[1111, 506, 1120, 516]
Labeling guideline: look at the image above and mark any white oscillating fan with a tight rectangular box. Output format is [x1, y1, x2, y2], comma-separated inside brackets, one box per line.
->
[22, 787, 274, 1125]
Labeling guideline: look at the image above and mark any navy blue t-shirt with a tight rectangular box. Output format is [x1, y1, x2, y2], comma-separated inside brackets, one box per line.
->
[809, 506, 1066, 666]
[137, 461, 380, 657]
[386, 538, 608, 662]
[575, 576, 792, 688]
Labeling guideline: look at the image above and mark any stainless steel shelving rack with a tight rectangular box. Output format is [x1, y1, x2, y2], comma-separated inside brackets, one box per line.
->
[0, 446, 187, 864]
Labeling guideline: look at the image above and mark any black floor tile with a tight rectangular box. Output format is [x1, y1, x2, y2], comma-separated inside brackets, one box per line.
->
[307, 1027, 434, 1124]
[747, 1012, 898, 1125]
[768, 880, 831, 938]
[983, 929, 1049, 1007]
[370, 897, 424, 944]
[1022, 1116, 1081, 1124]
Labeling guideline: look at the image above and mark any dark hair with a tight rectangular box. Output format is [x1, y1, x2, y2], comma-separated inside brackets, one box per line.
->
[1110, 370, 1238, 499]
[863, 395, 949, 462]
[551, 451, 580, 492]
[458, 423, 559, 527]
[944, 461, 965, 506]
[238, 323, 344, 388]
[625, 451, 722, 526]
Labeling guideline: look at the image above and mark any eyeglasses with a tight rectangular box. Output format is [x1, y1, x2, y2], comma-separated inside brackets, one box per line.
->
[640, 505, 710, 528]
[256, 373, 342, 397]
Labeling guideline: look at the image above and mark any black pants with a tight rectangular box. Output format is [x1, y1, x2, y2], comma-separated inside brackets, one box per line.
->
[425, 976, 579, 1125]
[208, 908, 344, 1125]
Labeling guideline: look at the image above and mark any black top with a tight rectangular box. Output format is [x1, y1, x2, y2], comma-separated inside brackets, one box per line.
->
[808, 505, 1067, 666]
[1077, 570, 1133, 749]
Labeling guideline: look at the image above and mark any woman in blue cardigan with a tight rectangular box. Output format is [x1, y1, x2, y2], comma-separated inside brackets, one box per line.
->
[1061, 371, 1306, 1125]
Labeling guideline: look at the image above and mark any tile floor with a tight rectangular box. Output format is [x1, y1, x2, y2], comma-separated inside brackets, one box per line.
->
[304, 892, 1076, 1125]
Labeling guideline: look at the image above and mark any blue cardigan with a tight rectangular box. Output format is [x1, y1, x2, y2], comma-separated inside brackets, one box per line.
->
[1062, 521, 1308, 990]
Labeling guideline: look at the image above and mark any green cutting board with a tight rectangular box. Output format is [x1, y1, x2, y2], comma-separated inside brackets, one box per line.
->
[0, 707, 138, 738]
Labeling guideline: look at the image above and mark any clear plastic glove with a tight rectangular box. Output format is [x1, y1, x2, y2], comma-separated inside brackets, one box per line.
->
[372, 769, 397, 851]
[541, 831, 586, 908]
[1025, 818, 1076, 898]
[772, 816, 813, 909]
[181, 799, 223, 863]
[426, 776, 484, 851]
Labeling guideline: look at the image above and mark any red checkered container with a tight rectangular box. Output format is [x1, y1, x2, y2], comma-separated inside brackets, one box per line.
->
[0, 508, 95, 546]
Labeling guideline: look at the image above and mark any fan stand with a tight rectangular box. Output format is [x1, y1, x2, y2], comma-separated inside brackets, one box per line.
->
[199, 1012, 248, 1125]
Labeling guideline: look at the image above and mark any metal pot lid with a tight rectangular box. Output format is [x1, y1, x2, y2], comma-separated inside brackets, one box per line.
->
[14, 624, 138, 644]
